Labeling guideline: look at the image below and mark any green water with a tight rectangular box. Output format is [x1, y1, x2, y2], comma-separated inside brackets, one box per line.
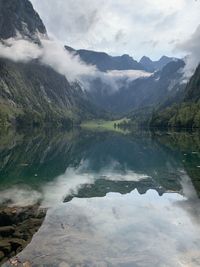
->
[0, 129, 200, 201]
[1, 129, 200, 266]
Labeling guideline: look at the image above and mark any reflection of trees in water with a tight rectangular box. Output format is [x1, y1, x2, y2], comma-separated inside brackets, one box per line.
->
[152, 131, 200, 197]
[0, 129, 187, 199]
[64, 178, 167, 202]
[0, 129, 94, 189]
[0, 129, 200, 263]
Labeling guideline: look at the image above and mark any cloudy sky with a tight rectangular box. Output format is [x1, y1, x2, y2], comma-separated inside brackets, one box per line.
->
[30, 0, 200, 60]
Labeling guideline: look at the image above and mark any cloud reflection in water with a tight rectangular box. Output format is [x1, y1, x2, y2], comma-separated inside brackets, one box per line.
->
[14, 186, 200, 267]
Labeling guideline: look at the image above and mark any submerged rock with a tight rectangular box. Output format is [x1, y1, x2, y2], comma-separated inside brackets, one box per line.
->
[0, 226, 15, 237]
[0, 240, 12, 253]
[0, 205, 46, 265]
[0, 250, 5, 260]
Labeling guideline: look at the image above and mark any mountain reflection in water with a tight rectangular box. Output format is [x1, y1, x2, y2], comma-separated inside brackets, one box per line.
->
[0, 129, 200, 266]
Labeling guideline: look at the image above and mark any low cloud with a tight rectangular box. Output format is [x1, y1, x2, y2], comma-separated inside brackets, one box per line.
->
[106, 69, 152, 81]
[0, 37, 152, 92]
[176, 25, 200, 77]
[0, 39, 41, 62]
[41, 39, 97, 81]
[0, 38, 97, 83]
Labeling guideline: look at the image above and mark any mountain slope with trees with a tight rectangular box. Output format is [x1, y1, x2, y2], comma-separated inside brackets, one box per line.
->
[150, 64, 200, 129]
[0, 0, 105, 129]
[85, 59, 185, 114]
[0, 58, 104, 128]
[0, 0, 193, 130]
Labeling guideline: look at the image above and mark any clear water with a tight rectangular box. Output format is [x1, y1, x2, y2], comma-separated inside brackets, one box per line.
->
[1, 129, 200, 266]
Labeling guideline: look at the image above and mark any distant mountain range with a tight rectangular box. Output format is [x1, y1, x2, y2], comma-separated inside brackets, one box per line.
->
[0, 0, 199, 130]
[65, 46, 144, 72]
[65, 45, 178, 73]
[84, 59, 185, 113]
[64, 45, 185, 114]
[139, 55, 178, 72]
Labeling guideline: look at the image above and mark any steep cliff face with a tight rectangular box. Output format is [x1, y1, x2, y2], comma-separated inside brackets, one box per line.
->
[0, 0, 103, 128]
[0, 0, 192, 129]
[0, 58, 103, 127]
[0, 0, 47, 41]
[149, 64, 200, 129]
[85, 59, 185, 113]
[184, 64, 200, 102]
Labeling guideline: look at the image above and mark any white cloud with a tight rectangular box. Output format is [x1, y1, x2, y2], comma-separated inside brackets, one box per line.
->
[1, 0, 199, 88]
[176, 25, 200, 77]
[0, 37, 152, 91]
[30, 0, 200, 60]
[40, 39, 97, 81]
[0, 39, 41, 62]
[0, 38, 97, 83]
[107, 69, 152, 81]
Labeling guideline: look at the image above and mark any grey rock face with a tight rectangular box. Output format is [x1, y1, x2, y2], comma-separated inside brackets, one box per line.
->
[0, 0, 47, 40]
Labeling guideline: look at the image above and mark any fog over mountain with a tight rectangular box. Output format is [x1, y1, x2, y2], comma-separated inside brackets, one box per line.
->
[0, 0, 199, 130]
[0, 0, 107, 128]
[1, 1, 200, 265]
[176, 25, 200, 77]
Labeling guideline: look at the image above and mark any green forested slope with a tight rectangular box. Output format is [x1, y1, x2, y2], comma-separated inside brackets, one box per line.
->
[184, 64, 200, 102]
[0, 58, 104, 128]
[150, 64, 200, 129]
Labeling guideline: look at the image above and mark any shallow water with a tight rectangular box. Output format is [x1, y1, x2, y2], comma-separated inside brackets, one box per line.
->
[16, 189, 200, 266]
[0, 130, 200, 266]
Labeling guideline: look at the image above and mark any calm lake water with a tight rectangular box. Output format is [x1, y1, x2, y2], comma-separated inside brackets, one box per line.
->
[0, 129, 200, 266]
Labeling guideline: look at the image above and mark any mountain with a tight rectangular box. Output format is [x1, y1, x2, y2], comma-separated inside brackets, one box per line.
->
[0, 0, 189, 129]
[156, 56, 178, 71]
[139, 56, 154, 72]
[0, 129, 182, 197]
[0, 58, 106, 128]
[184, 64, 200, 102]
[0, 0, 105, 129]
[0, 0, 47, 42]
[65, 45, 185, 114]
[150, 64, 200, 129]
[140, 55, 178, 72]
[85, 59, 185, 113]
[65, 46, 145, 72]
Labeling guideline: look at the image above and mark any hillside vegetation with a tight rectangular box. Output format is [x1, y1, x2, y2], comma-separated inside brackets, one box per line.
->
[0, 59, 104, 128]
[150, 64, 200, 129]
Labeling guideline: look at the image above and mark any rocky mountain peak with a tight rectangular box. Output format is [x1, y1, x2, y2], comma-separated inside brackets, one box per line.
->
[140, 56, 152, 64]
[0, 0, 47, 41]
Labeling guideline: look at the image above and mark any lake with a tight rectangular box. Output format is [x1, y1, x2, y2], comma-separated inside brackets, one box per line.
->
[0, 129, 200, 266]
